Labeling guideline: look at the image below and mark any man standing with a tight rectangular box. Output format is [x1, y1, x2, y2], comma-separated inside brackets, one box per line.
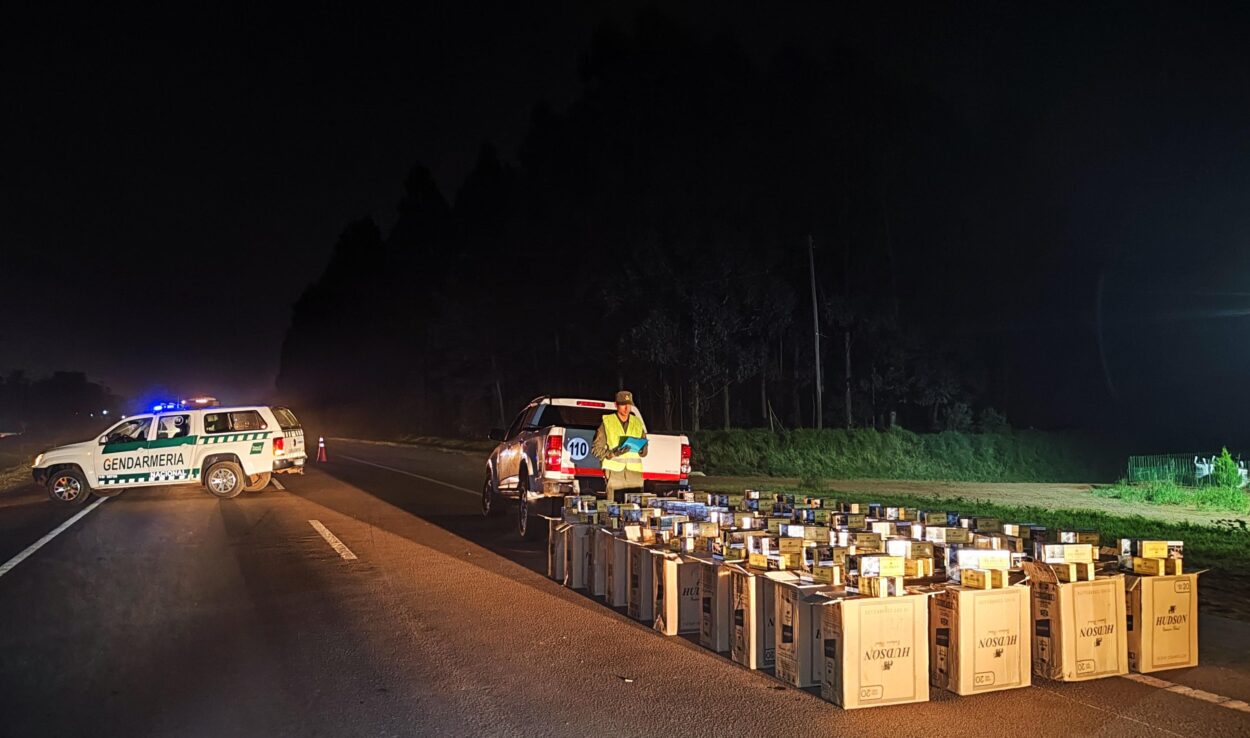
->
[592, 390, 648, 502]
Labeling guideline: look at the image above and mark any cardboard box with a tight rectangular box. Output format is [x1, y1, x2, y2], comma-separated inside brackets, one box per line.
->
[627, 543, 658, 622]
[931, 585, 1031, 695]
[604, 534, 630, 607]
[698, 558, 732, 652]
[546, 517, 566, 581]
[562, 524, 592, 590]
[728, 565, 785, 670]
[1126, 573, 1199, 673]
[654, 553, 703, 636]
[1025, 563, 1128, 681]
[592, 528, 614, 598]
[821, 594, 931, 709]
[774, 579, 830, 687]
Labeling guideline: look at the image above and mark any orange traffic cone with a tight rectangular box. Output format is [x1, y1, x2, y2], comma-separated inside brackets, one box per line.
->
[317, 437, 327, 463]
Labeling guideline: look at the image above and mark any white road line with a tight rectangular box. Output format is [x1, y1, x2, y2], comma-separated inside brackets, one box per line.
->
[0, 497, 108, 580]
[309, 520, 357, 561]
[271, 478, 285, 491]
[339, 454, 479, 497]
[1122, 673, 1250, 713]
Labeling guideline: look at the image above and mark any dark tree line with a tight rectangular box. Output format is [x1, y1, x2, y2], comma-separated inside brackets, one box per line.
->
[0, 371, 120, 433]
[278, 13, 1011, 438]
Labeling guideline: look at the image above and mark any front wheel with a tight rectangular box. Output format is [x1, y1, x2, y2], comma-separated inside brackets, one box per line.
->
[482, 474, 503, 517]
[204, 461, 244, 499]
[47, 469, 92, 505]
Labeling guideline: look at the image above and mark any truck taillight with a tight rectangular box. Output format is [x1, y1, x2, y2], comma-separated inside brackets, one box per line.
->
[680, 443, 691, 477]
[546, 434, 563, 471]
[273, 437, 285, 456]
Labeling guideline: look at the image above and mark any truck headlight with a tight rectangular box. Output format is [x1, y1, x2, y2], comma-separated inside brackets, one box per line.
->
[33, 453, 44, 468]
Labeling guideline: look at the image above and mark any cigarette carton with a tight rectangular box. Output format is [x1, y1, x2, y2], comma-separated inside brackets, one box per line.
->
[885, 506, 906, 521]
[930, 585, 1031, 695]
[821, 594, 931, 709]
[920, 511, 948, 525]
[926, 527, 972, 545]
[870, 521, 897, 537]
[774, 580, 831, 687]
[1129, 557, 1182, 577]
[853, 576, 906, 598]
[1053, 562, 1096, 583]
[698, 558, 732, 652]
[1125, 573, 1200, 673]
[1001, 523, 1037, 538]
[961, 568, 1008, 590]
[808, 564, 845, 586]
[974, 518, 1002, 534]
[905, 558, 935, 578]
[857, 554, 905, 578]
[886, 539, 934, 559]
[1059, 530, 1100, 546]
[1024, 562, 1128, 681]
[728, 565, 787, 670]
[627, 543, 658, 621]
[1040, 543, 1094, 565]
[653, 553, 703, 636]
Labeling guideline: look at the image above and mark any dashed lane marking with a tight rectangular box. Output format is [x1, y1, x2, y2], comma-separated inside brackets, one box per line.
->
[271, 478, 285, 491]
[0, 497, 108, 580]
[309, 519, 357, 561]
[1122, 673, 1250, 713]
[339, 454, 479, 497]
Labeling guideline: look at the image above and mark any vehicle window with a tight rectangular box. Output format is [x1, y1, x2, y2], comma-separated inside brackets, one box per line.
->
[204, 411, 268, 434]
[504, 408, 529, 440]
[104, 417, 152, 444]
[271, 407, 301, 430]
[531, 405, 609, 430]
[156, 414, 191, 439]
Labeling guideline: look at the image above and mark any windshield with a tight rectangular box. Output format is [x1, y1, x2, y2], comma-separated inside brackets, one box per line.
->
[103, 417, 152, 444]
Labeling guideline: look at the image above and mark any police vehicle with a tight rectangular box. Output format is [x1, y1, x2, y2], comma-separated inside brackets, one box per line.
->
[32, 404, 307, 505]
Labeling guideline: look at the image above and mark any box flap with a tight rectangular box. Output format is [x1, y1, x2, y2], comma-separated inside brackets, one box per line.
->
[1022, 561, 1057, 584]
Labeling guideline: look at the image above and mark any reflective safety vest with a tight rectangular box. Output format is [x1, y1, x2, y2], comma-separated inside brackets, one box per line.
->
[601, 413, 645, 473]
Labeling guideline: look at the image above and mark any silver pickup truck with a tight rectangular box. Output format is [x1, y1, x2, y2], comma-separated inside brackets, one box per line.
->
[483, 396, 691, 539]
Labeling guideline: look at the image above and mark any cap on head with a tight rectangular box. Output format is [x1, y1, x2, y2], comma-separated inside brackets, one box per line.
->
[614, 390, 634, 405]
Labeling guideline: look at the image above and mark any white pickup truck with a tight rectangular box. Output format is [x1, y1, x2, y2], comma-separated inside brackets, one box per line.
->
[483, 396, 690, 539]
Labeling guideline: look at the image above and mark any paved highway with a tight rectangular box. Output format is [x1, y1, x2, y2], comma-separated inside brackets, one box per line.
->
[2, 439, 1250, 737]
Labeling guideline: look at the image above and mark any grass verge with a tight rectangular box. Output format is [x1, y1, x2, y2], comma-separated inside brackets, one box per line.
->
[1093, 480, 1250, 514]
[690, 428, 1119, 482]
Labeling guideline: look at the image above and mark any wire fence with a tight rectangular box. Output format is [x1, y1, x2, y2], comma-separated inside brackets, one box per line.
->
[1127, 453, 1248, 487]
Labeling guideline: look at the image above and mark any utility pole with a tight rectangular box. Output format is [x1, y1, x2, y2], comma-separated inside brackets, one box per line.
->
[808, 235, 823, 429]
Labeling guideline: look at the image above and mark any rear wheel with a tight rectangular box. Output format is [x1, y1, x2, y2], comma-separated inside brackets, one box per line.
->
[204, 461, 244, 499]
[47, 469, 91, 505]
[243, 472, 272, 492]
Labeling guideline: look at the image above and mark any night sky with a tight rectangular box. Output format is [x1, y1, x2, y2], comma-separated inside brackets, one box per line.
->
[5, 3, 1250, 445]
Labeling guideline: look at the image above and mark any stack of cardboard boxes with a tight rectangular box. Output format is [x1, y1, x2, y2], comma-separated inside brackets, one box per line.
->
[549, 488, 1199, 710]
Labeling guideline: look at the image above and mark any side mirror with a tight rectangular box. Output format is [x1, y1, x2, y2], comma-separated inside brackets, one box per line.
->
[99, 436, 108, 445]
[488, 428, 505, 442]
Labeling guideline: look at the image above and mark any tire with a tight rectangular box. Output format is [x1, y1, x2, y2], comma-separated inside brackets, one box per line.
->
[46, 469, 92, 505]
[243, 472, 272, 492]
[482, 473, 503, 517]
[517, 473, 542, 541]
[204, 461, 245, 499]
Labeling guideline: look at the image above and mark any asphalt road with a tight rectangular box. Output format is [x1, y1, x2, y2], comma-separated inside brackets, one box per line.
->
[2, 439, 1250, 737]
